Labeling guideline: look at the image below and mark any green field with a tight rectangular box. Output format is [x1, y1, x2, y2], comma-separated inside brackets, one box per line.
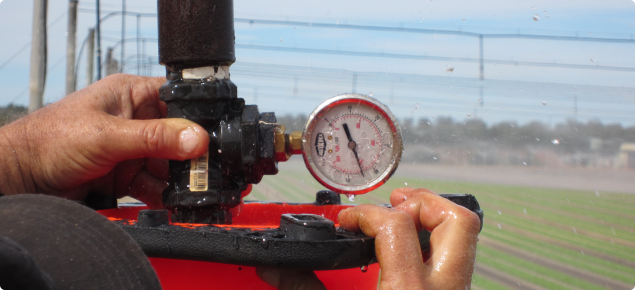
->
[249, 166, 635, 290]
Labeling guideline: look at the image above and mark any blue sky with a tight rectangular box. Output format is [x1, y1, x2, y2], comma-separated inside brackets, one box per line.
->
[1, 0, 634, 126]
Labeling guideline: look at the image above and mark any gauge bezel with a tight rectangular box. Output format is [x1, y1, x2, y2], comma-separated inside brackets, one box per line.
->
[301, 94, 403, 195]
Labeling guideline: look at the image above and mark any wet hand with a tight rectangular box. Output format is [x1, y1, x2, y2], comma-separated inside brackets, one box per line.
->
[0, 74, 209, 207]
[338, 188, 481, 290]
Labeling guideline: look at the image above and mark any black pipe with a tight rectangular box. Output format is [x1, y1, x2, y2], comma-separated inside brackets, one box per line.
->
[158, 0, 235, 71]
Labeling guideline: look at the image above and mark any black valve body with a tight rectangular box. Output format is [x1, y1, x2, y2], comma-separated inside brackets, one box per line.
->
[159, 73, 278, 224]
[158, 0, 277, 224]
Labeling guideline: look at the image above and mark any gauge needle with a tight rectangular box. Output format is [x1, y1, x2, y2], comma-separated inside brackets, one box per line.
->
[342, 123, 364, 177]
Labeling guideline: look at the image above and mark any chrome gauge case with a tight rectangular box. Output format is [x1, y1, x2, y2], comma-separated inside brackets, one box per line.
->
[302, 94, 403, 195]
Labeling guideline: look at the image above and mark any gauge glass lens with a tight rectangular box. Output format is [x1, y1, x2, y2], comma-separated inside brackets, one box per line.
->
[303, 95, 402, 194]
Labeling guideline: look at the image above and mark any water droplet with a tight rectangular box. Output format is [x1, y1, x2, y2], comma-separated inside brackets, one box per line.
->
[590, 57, 595, 63]
[369, 92, 373, 97]
[445, 65, 454, 72]
[533, 14, 540, 21]
[360, 266, 368, 273]
[414, 103, 420, 110]
[498, 210, 501, 215]
[477, 98, 482, 102]
[280, 38, 283, 42]
[522, 162, 527, 165]
[542, 101, 547, 105]
[536, 138, 540, 141]
[497, 224, 502, 229]
[218, 149, 223, 153]
[404, 182, 408, 186]
[551, 139, 560, 145]
[595, 190, 600, 196]
[572, 227, 577, 234]
[523, 208, 527, 214]
[433, 157, 437, 160]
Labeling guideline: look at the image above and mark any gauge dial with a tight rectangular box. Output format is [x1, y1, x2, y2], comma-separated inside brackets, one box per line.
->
[302, 94, 403, 195]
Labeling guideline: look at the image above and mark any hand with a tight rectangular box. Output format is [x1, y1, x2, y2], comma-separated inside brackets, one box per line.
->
[0, 74, 209, 207]
[256, 188, 480, 290]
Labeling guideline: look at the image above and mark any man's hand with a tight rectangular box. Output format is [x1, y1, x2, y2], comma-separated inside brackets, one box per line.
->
[257, 188, 480, 290]
[0, 74, 209, 207]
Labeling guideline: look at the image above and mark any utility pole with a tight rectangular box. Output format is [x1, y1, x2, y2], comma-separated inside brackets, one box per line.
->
[478, 35, 484, 80]
[352, 72, 357, 93]
[120, 0, 125, 73]
[137, 14, 140, 75]
[574, 95, 578, 121]
[29, 0, 48, 113]
[65, 0, 78, 96]
[96, 0, 102, 80]
[86, 29, 95, 86]
[105, 47, 118, 76]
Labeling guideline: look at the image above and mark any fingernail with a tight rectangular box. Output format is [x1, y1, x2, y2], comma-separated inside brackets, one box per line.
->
[257, 268, 281, 287]
[179, 127, 199, 154]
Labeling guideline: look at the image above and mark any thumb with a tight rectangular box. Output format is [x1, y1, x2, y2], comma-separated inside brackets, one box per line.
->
[256, 268, 326, 290]
[106, 117, 209, 161]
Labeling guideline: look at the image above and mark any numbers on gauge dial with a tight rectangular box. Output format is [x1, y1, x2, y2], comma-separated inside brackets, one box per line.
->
[310, 103, 395, 186]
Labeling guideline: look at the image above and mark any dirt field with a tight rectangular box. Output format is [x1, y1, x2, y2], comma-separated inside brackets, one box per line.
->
[394, 163, 635, 194]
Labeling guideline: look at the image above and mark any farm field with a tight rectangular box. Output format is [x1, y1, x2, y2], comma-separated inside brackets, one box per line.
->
[249, 159, 635, 290]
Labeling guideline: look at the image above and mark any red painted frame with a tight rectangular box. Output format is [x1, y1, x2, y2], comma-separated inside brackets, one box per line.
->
[100, 201, 381, 290]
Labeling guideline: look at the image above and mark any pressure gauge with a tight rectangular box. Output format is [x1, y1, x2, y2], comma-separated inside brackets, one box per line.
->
[302, 94, 403, 195]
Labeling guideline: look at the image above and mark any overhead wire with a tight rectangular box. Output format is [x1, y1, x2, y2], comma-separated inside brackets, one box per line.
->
[0, 11, 67, 73]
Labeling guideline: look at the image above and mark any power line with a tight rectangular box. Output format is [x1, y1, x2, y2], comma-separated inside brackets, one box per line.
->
[236, 44, 635, 73]
[9, 55, 67, 104]
[235, 18, 635, 44]
[0, 11, 67, 73]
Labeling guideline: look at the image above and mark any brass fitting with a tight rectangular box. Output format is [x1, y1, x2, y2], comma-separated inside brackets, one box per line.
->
[287, 131, 303, 155]
[274, 124, 303, 162]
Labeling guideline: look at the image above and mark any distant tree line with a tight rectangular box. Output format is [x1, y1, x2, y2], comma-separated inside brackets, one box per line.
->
[277, 114, 635, 155]
[0, 105, 27, 127]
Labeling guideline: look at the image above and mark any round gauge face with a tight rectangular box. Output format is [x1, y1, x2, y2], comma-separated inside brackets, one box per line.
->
[302, 94, 403, 195]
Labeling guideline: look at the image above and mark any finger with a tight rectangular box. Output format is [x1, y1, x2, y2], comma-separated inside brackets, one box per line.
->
[126, 169, 167, 209]
[389, 187, 436, 208]
[89, 74, 165, 120]
[145, 158, 169, 181]
[338, 205, 426, 289]
[129, 76, 168, 120]
[114, 159, 146, 199]
[389, 188, 435, 230]
[256, 268, 326, 290]
[105, 117, 209, 162]
[391, 190, 481, 289]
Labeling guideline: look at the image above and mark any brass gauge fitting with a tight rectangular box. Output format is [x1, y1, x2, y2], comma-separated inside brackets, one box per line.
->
[274, 125, 303, 162]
